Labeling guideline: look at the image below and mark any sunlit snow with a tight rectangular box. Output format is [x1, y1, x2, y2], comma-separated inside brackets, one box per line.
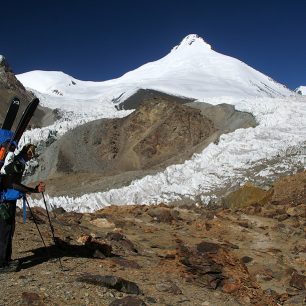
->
[295, 86, 306, 95]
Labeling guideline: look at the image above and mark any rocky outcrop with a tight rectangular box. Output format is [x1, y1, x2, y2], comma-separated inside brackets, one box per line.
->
[30, 98, 256, 198]
[222, 182, 273, 209]
[57, 98, 216, 173]
[115, 88, 195, 110]
[0, 56, 56, 129]
[0, 56, 33, 100]
[222, 170, 306, 213]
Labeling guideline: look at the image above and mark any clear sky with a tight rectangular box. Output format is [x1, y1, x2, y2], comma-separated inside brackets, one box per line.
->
[0, 0, 305, 90]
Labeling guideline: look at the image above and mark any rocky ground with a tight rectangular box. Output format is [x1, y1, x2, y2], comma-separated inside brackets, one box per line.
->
[0, 171, 305, 306]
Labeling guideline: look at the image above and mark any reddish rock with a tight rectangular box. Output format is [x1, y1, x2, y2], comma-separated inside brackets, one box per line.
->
[177, 239, 278, 305]
[222, 282, 240, 293]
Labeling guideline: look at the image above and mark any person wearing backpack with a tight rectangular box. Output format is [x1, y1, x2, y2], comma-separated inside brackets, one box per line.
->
[0, 144, 45, 273]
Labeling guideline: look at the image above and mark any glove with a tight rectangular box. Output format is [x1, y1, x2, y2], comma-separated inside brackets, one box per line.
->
[35, 182, 45, 193]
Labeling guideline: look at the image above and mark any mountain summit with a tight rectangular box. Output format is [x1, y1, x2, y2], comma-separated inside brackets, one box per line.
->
[120, 34, 292, 99]
[17, 34, 293, 113]
[171, 34, 212, 52]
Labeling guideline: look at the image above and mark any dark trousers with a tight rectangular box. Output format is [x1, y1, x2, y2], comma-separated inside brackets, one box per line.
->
[0, 202, 16, 266]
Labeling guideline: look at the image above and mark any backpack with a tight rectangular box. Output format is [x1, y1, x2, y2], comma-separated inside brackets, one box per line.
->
[0, 129, 14, 145]
[0, 129, 18, 168]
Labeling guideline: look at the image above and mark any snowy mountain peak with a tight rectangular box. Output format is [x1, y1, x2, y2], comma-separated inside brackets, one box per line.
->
[172, 34, 211, 52]
[17, 34, 293, 108]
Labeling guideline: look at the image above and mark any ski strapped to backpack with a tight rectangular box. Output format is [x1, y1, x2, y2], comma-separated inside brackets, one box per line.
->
[0, 97, 20, 167]
[2, 97, 20, 131]
[0, 97, 39, 171]
[13, 97, 39, 144]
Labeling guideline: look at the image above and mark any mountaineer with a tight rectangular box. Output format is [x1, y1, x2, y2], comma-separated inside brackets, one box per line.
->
[0, 143, 45, 272]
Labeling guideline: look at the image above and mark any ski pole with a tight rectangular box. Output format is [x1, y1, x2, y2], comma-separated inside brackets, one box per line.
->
[24, 196, 47, 249]
[41, 192, 64, 271]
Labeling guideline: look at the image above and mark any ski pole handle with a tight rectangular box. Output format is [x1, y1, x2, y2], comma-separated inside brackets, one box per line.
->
[35, 182, 45, 193]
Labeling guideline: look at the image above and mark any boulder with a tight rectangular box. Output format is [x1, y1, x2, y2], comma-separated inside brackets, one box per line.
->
[222, 183, 273, 209]
[76, 274, 141, 294]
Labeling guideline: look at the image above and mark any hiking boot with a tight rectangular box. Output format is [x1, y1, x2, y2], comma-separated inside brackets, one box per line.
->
[0, 260, 21, 273]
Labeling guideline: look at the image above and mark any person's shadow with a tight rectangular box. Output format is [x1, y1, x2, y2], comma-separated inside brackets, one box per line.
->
[19, 237, 113, 270]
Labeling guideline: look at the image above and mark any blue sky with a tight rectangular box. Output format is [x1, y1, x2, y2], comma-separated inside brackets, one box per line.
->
[1, 0, 305, 90]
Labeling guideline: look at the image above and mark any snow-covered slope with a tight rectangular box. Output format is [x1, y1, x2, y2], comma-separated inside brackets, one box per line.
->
[17, 34, 293, 115]
[12, 34, 305, 212]
[30, 95, 306, 212]
[295, 86, 306, 95]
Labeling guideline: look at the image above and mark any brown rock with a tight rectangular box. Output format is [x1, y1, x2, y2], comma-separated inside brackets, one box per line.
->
[237, 220, 251, 228]
[77, 234, 112, 257]
[283, 293, 306, 305]
[93, 249, 106, 259]
[56, 211, 83, 225]
[111, 257, 141, 269]
[277, 214, 289, 221]
[289, 272, 306, 290]
[106, 232, 138, 254]
[222, 183, 273, 209]
[76, 274, 141, 294]
[286, 205, 306, 217]
[241, 256, 253, 264]
[109, 296, 147, 306]
[157, 249, 177, 259]
[177, 239, 278, 304]
[197, 241, 221, 254]
[222, 282, 240, 293]
[271, 171, 306, 205]
[147, 206, 174, 223]
[90, 218, 116, 228]
[77, 235, 92, 244]
[155, 281, 182, 295]
[177, 241, 224, 289]
[21, 292, 45, 306]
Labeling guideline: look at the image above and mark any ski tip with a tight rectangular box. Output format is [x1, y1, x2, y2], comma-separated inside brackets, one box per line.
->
[12, 97, 20, 105]
[31, 97, 40, 105]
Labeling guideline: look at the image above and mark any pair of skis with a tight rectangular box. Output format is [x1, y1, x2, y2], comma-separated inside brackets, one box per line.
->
[0, 97, 39, 169]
